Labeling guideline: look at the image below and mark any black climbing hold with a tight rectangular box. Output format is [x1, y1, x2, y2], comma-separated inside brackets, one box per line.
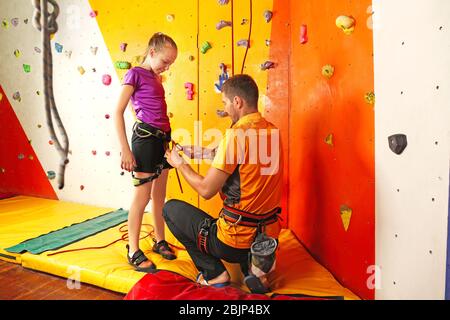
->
[388, 134, 407, 155]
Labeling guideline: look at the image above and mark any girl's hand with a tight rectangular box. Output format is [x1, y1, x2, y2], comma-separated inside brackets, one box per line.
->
[121, 149, 137, 172]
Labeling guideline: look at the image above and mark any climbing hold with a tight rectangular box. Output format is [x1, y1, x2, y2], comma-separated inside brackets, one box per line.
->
[23, 64, 31, 73]
[18, 153, 25, 160]
[28, 155, 34, 160]
[0, 168, 5, 173]
[24, 19, 28, 24]
[265, 39, 271, 46]
[132, 55, 144, 65]
[115, 61, 132, 69]
[184, 82, 194, 100]
[36, 91, 40, 95]
[37, 124, 42, 128]
[90, 46, 98, 55]
[55, 43, 63, 53]
[105, 114, 110, 119]
[77, 66, 85, 75]
[214, 63, 229, 93]
[388, 134, 408, 155]
[188, 55, 195, 61]
[49, 140, 54, 145]
[80, 185, 85, 190]
[120, 43, 128, 52]
[64, 50, 72, 58]
[2, 19, 9, 29]
[13, 92, 21, 102]
[300, 24, 308, 44]
[14, 49, 21, 58]
[34, 47, 41, 53]
[102, 74, 112, 85]
[325, 134, 334, 146]
[237, 39, 249, 48]
[322, 64, 335, 79]
[105, 151, 111, 156]
[340, 205, 352, 231]
[92, 68, 96, 73]
[218, 0, 230, 5]
[241, 18, 248, 25]
[365, 91, 375, 105]
[0, 93, 2, 101]
[336, 15, 356, 35]
[261, 61, 275, 71]
[167, 112, 173, 118]
[264, 10, 273, 23]
[92, 150, 97, 155]
[120, 171, 125, 176]
[166, 14, 175, 22]
[11, 18, 19, 27]
[217, 110, 229, 117]
[216, 20, 232, 30]
[47, 171, 56, 180]
[89, 10, 98, 18]
[200, 41, 212, 54]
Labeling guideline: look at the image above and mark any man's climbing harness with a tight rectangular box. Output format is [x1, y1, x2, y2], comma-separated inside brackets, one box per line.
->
[32, 0, 70, 189]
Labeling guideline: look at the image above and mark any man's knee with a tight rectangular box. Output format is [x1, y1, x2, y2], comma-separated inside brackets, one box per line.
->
[162, 199, 185, 222]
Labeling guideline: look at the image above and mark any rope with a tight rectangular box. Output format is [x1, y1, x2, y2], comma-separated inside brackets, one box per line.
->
[47, 223, 185, 256]
[240, 0, 253, 74]
[32, 0, 70, 190]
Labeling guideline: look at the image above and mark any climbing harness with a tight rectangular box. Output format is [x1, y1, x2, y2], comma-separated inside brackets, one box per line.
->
[131, 120, 171, 187]
[131, 121, 183, 193]
[32, 0, 70, 189]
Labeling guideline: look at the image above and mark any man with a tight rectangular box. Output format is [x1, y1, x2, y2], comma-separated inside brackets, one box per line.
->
[164, 74, 283, 293]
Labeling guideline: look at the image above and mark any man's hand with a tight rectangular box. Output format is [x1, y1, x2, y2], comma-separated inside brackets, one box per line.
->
[182, 145, 217, 160]
[165, 147, 186, 169]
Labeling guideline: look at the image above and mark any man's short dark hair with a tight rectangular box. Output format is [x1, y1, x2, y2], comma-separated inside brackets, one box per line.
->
[222, 74, 259, 108]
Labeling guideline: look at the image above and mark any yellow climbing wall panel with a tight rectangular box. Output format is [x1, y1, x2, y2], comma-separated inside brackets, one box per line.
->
[198, 0, 274, 216]
[89, 0, 199, 205]
[89, 0, 273, 213]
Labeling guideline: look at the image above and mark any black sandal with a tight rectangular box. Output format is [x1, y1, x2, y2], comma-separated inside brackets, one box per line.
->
[126, 245, 156, 273]
[152, 240, 176, 260]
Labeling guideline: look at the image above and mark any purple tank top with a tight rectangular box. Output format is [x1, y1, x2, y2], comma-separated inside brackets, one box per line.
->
[123, 67, 171, 132]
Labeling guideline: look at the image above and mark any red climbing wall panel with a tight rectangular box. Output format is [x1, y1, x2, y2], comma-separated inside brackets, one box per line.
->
[0, 85, 58, 199]
[266, 0, 375, 299]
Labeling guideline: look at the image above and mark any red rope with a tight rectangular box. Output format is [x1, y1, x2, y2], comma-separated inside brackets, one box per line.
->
[47, 223, 184, 256]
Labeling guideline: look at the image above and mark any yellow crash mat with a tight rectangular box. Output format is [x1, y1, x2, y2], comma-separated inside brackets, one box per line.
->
[0, 196, 359, 299]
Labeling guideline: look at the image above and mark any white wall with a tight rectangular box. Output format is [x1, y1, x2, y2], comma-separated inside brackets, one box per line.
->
[374, 0, 450, 299]
[0, 0, 137, 209]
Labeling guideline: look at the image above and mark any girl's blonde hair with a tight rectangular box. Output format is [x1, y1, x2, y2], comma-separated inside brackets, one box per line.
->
[141, 32, 177, 64]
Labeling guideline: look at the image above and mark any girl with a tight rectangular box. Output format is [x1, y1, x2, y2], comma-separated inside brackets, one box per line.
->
[114, 33, 178, 272]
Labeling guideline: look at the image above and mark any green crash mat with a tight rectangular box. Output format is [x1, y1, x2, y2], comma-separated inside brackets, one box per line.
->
[5, 208, 128, 254]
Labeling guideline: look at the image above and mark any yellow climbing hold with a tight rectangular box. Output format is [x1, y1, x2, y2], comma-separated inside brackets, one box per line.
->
[365, 91, 375, 105]
[0, 93, 3, 101]
[132, 55, 144, 66]
[78, 66, 85, 75]
[322, 64, 335, 79]
[336, 15, 356, 35]
[14, 49, 21, 58]
[325, 134, 334, 146]
[340, 205, 352, 231]
[166, 14, 175, 22]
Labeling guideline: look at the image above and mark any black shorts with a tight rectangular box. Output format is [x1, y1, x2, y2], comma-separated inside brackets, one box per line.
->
[131, 121, 173, 173]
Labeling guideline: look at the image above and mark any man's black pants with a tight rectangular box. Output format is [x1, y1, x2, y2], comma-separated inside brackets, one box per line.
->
[163, 199, 250, 281]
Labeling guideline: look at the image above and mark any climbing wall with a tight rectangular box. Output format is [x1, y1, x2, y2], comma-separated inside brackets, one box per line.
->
[285, 0, 375, 300]
[373, 0, 450, 299]
[197, 0, 277, 217]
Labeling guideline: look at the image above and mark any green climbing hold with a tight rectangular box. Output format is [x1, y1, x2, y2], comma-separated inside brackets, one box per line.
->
[47, 171, 56, 180]
[115, 61, 131, 69]
[23, 64, 31, 73]
[2, 19, 9, 29]
[200, 41, 212, 54]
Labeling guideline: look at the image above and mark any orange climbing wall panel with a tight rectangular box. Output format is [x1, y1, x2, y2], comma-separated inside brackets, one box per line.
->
[285, 0, 375, 299]
[0, 85, 58, 200]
